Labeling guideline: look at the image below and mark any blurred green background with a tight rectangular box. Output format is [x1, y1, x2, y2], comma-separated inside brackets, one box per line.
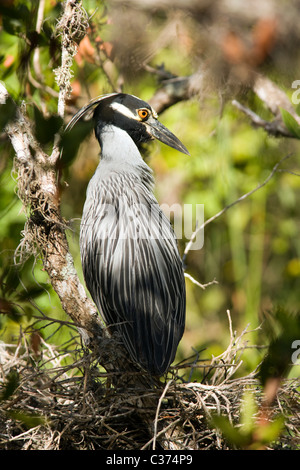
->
[1, 0, 300, 381]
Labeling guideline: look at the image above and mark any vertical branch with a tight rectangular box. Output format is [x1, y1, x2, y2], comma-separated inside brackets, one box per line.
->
[51, 0, 89, 164]
[32, 0, 45, 82]
[55, 1, 80, 118]
[0, 3, 104, 347]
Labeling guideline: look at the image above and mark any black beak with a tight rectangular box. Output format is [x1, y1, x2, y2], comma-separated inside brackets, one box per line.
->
[146, 118, 190, 155]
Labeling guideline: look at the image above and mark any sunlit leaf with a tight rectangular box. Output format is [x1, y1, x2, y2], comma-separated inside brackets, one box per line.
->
[280, 108, 300, 139]
[240, 390, 256, 435]
[210, 414, 250, 448]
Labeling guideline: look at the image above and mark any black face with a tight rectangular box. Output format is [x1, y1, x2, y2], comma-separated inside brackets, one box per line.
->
[65, 92, 189, 155]
[93, 94, 154, 147]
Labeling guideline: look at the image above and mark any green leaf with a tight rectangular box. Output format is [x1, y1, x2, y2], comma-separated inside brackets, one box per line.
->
[255, 415, 285, 444]
[210, 414, 250, 448]
[280, 108, 300, 139]
[33, 105, 63, 145]
[240, 390, 256, 435]
[59, 119, 94, 167]
[259, 307, 300, 386]
[8, 411, 45, 429]
[0, 4, 31, 37]
[0, 369, 19, 401]
[0, 95, 17, 131]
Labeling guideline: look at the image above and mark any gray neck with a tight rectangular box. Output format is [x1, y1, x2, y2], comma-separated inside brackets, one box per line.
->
[97, 124, 154, 190]
[100, 124, 144, 164]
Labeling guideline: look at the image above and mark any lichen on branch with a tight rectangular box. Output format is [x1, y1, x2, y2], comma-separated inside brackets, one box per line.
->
[54, 0, 89, 118]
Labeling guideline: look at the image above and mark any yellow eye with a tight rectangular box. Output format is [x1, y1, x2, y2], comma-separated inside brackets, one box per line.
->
[138, 109, 149, 120]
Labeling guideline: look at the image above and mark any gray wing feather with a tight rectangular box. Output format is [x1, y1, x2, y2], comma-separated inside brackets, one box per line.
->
[80, 170, 185, 375]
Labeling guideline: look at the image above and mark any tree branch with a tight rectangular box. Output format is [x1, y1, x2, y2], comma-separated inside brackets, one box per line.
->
[232, 99, 294, 138]
[148, 70, 207, 114]
[51, 0, 89, 165]
[1, 86, 102, 343]
[233, 74, 300, 139]
[0, 1, 104, 351]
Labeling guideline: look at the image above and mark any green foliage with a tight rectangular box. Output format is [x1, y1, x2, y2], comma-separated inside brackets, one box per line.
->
[259, 307, 300, 385]
[1, 368, 46, 429]
[211, 390, 285, 450]
[60, 119, 94, 168]
[0, 369, 19, 401]
[7, 410, 45, 429]
[0, 96, 17, 131]
[281, 109, 300, 139]
[0, 0, 61, 101]
[32, 105, 63, 145]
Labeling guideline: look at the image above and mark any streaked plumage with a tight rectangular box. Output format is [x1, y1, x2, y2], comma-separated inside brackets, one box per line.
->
[66, 93, 188, 375]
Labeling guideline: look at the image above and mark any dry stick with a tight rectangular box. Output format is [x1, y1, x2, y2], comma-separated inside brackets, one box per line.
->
[142, 418, 182, 451]
[33, 0, 45, 82]
[10, 110, 102, 338]
[183, 153, 293, 261]
[184, 272, 218, 289]
[27, 1, 60, 104]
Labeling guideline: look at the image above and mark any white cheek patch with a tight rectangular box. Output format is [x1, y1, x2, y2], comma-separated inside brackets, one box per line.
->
[110, 102, 137, 120]
[151, 108, 158, 119]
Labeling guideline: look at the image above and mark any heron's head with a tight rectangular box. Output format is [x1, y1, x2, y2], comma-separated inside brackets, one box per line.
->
[66, 93, 189, 156]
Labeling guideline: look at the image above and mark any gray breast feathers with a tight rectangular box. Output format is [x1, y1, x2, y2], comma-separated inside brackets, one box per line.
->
[80, 169, 185, 375]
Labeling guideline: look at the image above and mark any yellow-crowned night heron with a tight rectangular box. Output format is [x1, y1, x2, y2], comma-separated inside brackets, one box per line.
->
[66, 93, 189, 375]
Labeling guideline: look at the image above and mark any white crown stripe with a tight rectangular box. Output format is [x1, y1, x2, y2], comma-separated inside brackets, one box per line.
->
[110, 101, 138, 120]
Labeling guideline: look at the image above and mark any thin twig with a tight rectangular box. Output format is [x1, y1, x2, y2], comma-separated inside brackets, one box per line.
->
[232, 99, 294, 138]
[184, 272, 218, 290]
[183, 153, 293, 261]
[153, 379, 173, 450]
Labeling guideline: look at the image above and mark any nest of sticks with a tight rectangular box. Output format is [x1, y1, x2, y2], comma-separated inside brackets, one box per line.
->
[0, 316, 299, 451]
